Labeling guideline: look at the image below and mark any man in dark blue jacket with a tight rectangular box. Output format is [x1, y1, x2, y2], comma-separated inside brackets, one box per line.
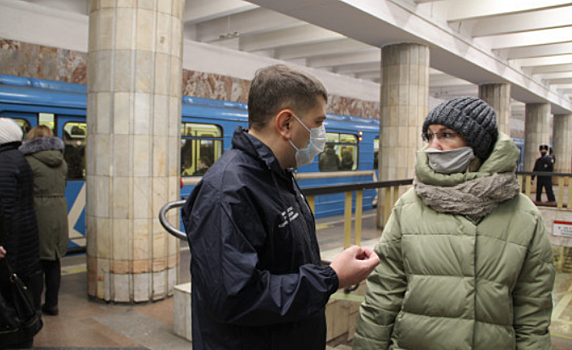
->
[183, 65, 379, 350]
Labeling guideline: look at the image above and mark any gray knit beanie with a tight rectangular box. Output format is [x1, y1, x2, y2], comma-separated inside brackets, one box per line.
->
[422, 97, 498, 160]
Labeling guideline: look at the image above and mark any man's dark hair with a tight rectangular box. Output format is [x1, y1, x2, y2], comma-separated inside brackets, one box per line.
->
[539, 144, 549, 151]
[248, 65, 328, 130]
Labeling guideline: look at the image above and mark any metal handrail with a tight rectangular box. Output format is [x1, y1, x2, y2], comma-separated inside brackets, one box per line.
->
[161, 171, 572, 242]
[158, 199, 187, 240]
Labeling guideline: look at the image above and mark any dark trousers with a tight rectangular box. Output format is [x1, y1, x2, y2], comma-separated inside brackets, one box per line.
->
[536, 176, 555, 202]
[40, 258, 61, 307]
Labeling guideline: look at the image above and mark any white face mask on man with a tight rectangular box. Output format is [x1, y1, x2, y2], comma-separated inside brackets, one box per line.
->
[288, 114, 327, 167]
[425, 146, 475, 174]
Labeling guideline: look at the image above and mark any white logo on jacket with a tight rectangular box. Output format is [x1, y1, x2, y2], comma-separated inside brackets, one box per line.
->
[278, 207, 299, 228]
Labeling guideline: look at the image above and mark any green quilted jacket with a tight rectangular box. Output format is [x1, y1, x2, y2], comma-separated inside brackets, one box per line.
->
[354, 133, 555, 350]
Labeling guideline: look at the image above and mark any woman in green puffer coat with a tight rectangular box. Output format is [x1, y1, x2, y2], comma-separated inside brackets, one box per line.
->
[354, 97, 555, 350]
[19, 125, 68, 317]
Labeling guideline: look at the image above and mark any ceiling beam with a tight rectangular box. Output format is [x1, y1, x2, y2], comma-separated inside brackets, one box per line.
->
[535, 72, 572, 80]
[195, 8, 300, 42]
[355, 71, 382, 80]
[307, 49, 380, 68]
[498, 42, 572, 60]
[553, 84, 572, 89]
[183, 0, 257, 24]
[276, 38, 372, 60]
[513, 54, 572, 67]
[476, 27, 572, 49]
[434, 0, 572, 22]
[239, 25, 343, 52]
[468, 6, 572, 37]
[550, 78, 572, 84]
[531, 64, 572, 74]
[429, 75, 472, 86]
[334, 62, 381, 74]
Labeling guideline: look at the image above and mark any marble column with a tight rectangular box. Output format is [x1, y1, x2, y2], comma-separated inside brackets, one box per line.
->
[86, 0, 184, 302]
[553, 114, 572, 174]
[524, 103, 552, 172]
[377, 43, 429, 227]
[479, 83, 511, 135]
[380, 43, 429, 181]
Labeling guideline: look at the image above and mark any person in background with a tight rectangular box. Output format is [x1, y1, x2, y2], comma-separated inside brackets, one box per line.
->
[354, 97, 555, 350]
[19, 125, 68, 317]
[183, 64, 379, 350]
[532, 144, 556, 204]
[319, 144, 340, 171]
[0, 118, 43, 348]
[192, 156, 211, 176]
[339, 147, 354, 170]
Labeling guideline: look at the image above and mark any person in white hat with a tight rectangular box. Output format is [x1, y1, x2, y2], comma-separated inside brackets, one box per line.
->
[0, 118, 43, 348]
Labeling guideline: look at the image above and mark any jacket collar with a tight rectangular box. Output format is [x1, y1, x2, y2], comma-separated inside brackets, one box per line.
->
[0, 141, 22, 152]
[415, 132, 520, 187]
[231, 126, 291, 180]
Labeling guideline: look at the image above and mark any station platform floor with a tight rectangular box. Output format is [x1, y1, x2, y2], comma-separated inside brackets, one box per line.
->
[31, 211, 572, 349]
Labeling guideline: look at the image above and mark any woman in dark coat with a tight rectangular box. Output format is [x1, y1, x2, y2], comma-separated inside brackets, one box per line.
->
[0, 118, 42, 348]
[19, 125, 68, 317]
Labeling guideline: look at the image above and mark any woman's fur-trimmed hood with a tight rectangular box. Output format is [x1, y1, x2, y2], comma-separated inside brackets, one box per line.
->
[19, 137, 65, 168]
[19, 136, 64, 155]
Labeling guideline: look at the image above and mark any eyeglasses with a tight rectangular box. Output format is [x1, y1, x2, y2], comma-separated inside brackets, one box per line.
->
[421, 131, 459, 142]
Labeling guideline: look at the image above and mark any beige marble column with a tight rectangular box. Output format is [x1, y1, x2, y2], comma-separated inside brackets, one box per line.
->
[524, 103, 552, 172]
[377, 43, 429, 227]
[86, 0, 184, 302]
[479, 83, 511, 135]
[380, 43, 429, 181]
[553, 114, 572, 174]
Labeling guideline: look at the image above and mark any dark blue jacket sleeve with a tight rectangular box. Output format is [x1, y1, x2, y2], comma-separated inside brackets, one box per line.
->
[186, 181, 339, 327]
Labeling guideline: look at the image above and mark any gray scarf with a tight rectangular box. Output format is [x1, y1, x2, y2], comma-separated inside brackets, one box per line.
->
[414, 172, 520, 219]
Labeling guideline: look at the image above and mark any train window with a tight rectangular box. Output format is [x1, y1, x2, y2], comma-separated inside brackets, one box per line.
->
[319, 132, 358, 172]
[62, 122, 87, 180]
[181, 122, 223, 177]
[39, 113, 55, 130]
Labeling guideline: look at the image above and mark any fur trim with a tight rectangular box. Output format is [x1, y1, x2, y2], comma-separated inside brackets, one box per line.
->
[19, 137, 64, 155]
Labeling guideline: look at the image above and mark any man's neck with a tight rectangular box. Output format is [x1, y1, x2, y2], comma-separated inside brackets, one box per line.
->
[248, 128, 289, 169]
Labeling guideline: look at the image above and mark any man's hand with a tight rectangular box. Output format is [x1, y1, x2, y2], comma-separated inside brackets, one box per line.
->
[329, 245, 380, 289]
[0, 246, 6, 259]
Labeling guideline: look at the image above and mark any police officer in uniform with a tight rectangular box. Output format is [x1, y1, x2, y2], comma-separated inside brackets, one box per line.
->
[532, 144, 555, 203]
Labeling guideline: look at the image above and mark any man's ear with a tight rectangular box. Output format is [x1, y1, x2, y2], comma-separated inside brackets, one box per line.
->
[275, 110, 293, 139]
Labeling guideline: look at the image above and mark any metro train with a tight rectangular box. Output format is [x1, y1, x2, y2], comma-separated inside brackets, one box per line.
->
[0, 74, 380, 251]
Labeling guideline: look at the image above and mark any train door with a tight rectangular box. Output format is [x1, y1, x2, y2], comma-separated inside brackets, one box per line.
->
[55, 115, 87, 250]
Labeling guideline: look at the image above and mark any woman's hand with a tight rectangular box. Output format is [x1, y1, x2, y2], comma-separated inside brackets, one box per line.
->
[0, 246, 6, 259]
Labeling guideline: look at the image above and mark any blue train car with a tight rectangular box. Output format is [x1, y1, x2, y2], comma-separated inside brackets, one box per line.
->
[0, 74, 380, 250]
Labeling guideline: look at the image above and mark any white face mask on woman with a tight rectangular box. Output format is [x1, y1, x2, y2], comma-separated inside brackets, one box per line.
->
[425, 146, 475, 174]
[288, 114, 327, 167]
